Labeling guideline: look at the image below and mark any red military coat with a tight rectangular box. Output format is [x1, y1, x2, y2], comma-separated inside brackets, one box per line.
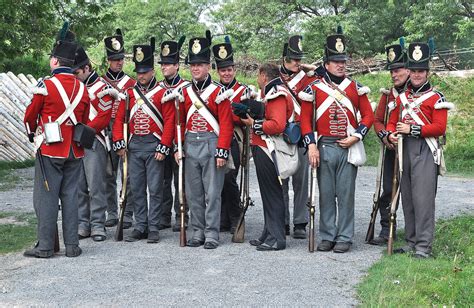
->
[102, 70, 136, 119]
[24, 68, 90, 158]
[280, 67, 317, 122]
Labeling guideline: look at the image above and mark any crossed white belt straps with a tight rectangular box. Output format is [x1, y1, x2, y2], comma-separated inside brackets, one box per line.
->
[129, 86, 164, 132]
[186, 84, 220, 135]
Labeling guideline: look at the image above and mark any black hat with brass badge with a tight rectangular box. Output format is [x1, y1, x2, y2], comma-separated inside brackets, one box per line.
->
[104, 29, 125, 60]
[406, 42, 431, 70]
[283, 35, 304, 60]
[212, 36, 234, 69]
[187, 30, 212, 64]
[385, 37, 407, 70]
[133, 37, 156, 73]
[159, 36, 186, 64]
[324, 26, 348, 62]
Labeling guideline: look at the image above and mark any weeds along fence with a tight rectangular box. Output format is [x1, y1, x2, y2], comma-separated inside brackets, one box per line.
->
[0, 72, 36, 162]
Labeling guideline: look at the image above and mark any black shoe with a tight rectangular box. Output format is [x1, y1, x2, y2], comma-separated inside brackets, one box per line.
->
[105, 219, 118, 228]
[293, 225, 307, 239]
[123, 221, 132, 229]
[412, 251, 431, 259]
[317, 240, 335, 252]
[65, 246, 82, 257]
[125, 229, 147, 242]
[92, 234, 106, 242]
[187, 239, 205, 247]
[285, 224, 290, 236]
[230, 226, 236, 235]
[369, 236, 388, 246]
[158, 223, 171, 230]
[394, 246, 414, 254]
[147, 231, 160, 243]
[256, 243, 283, 251]
[23, 248, 53, 258]
[333, 242, 351, 253]
[203, 241, 218, 249]
[249, 239, 263, 246]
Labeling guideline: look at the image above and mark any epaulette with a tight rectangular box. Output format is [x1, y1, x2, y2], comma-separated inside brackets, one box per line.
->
[97, 85, 119, 100]
[162, 88, 184, 103]
[356, 81, 370, 96]
[433, 91, 454, 110]
[370, 101, 377, 112]
[298, 85, 314, 102]
[216, 88, 234, 104]
[31, 77, 48, 95]
[240, 84, 258, 100]
[379, 87, 391, 95]
[388, 101, 397, 112]
[264, 85, 287, 101]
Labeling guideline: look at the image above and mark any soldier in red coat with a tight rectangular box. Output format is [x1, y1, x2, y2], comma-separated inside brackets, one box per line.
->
[279, 35, 317, 239]
[299, 29, 374, 253]
[174, 32, 234, 249]
[212, 38, 254, 234]
[241, 63, 294, 251]
[102, 29, 136, 229]
[369, 41, 410, 246]
[113, 38, 176, 243]
[23, 31, 89, 258]
[387, 42, 453, 258]
[72, 46, 117, 241]
[157, 36, 190, 232]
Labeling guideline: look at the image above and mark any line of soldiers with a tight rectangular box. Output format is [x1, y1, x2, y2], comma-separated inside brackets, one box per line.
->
[22, 23, 451, 258]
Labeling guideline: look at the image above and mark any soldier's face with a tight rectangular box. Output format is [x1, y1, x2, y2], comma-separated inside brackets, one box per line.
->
[73, 65, 91, 82]
[325, 61, 346, 77]
[217, 66, 235, 84]
[409, 69, 429, 87]
[284, 58, 301, 72]
[390, 68, 409, 87]
[190, 63, 210, 81]
[161, 63, 179, 79]
[137, 70, 155, 86]
[257, 72, 266, 90]
[108, 58, 124, 72]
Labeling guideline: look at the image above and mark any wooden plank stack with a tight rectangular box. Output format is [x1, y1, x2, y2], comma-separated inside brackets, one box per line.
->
[0, 72, 37, 161]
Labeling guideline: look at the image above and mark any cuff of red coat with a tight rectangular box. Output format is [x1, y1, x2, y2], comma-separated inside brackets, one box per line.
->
[253, 119, 264, 135]
[377, 129, 389, 140]
[353, 124, 369, 140]
[156, 143, 171, 156]
[113, 140, 126, 151]
[215, 148, 229, 160]
[410, 124, 422, 138]
[302, 133, 316, 148]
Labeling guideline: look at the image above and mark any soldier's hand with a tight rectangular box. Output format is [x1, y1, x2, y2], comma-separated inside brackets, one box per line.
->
[216, 158, 227, 168]
[388, 132, 398, 144]
[117, 149, 126, 157]
[337, 136, 359, 148]
[155, 152, 166, 161]
[307, 144, 320, 168]
[240, 115, 254, 127]
[396, 122, 410, 134]
[382, 136, 395, 150]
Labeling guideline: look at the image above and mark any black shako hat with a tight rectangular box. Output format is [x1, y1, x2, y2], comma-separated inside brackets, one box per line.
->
[187, 30, 212, 64]
[159, 36, 186, 64]
[407, 42, 430, 70]
[324, 26, 348, 62]
[213, 37, 234, 69]
[133, 37, 156, 73]
[104, 29, 125, 60]
[283, 35, 304, 60]
[51, 21, 78, 65]
[386, 44, 406, 70]
[72, 45, 90, 71]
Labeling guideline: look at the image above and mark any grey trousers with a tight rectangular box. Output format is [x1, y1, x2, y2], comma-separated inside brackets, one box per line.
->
[282, 147, 309, 226]
[33, 149, 81, 251]
[128, 135, 165, 233]
[317, 138, 357, 243]
[378, 148, 396, 237]
[401, 137, 438, 254]
[252, 146, 286, 249]
[185, 132, 225, 243]
[105, 129, 134, 223]
[78, 139, 108, 235]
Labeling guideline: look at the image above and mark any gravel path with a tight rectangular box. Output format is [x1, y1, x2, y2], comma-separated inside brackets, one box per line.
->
[0, 166, 473, 306]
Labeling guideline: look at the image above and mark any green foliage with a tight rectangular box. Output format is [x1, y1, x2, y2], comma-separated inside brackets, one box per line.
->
[0, 212, 37, 254]
[357, 215, 474, 306]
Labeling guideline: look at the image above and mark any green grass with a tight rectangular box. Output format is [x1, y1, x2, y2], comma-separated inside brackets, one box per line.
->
[0, 212, 37, 254]
[0, 160, 34, 191]
[357, 215, 474, 307]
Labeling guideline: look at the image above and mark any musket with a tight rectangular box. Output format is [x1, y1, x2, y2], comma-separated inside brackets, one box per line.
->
[115, 93, 130, 241]
[365, 91, 390, 243]
[308, 91, 317, 252]
[232, 125, 253, 243]
[387, 102, 404, 255]
[175, 96, 187, 247]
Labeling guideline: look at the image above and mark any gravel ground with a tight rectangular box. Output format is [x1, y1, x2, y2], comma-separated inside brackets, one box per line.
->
[0, 165, 473, 306]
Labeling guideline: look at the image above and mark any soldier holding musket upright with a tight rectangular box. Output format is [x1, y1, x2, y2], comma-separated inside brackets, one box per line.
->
[73, 46, 117, 241]
[157, 36, 190, 232]
[102, 29, 136, 229]
[174, 32, 234, 249]
[387, 41, 453, 258]
[212, 37, 254, 234]
[113, 38, 176, 243]
[279, 35, 317, 239]
[299, 28, 374, 253]
[23, 25, 90, 258]
[368, 40, 410, 245]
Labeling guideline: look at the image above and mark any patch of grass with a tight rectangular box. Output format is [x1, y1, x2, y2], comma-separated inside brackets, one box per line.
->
[357, 215, 474, 306]
[0, 160, 34, 191]
[0, 212, 37, 254]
